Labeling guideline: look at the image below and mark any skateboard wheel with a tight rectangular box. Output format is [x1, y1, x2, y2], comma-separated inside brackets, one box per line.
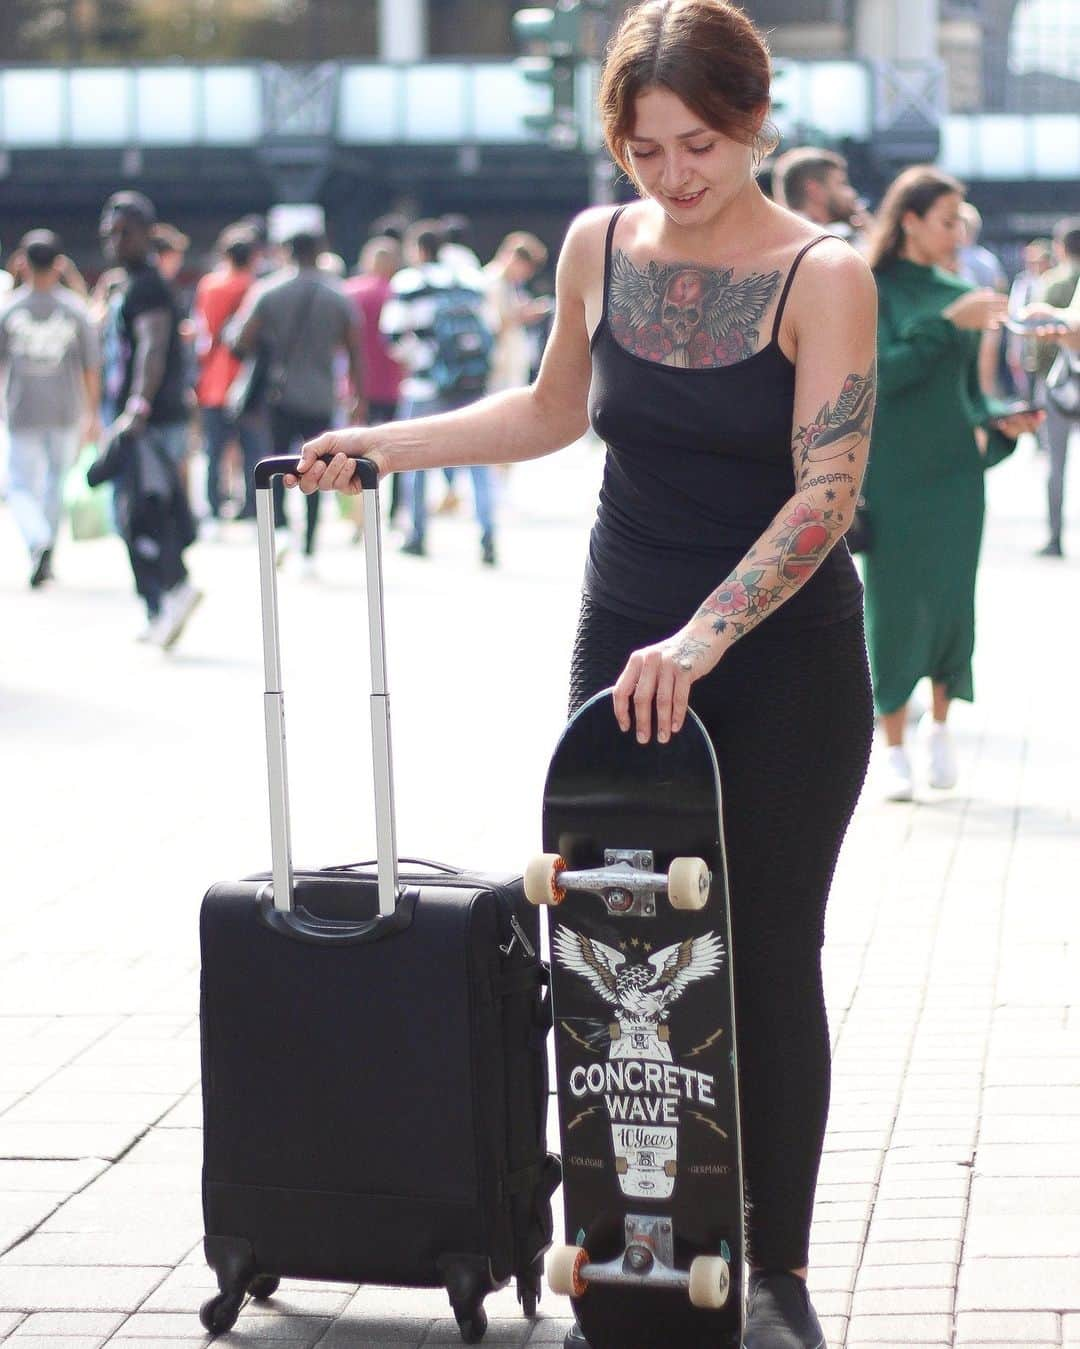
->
[524, 853, 566, 906]
[548, 1244, 589, 1298]
[687, 1255, 731, 1309]
[668, 856, 710, 910]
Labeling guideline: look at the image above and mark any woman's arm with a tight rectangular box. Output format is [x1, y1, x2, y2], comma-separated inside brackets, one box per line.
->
[877, 286, 1007, 397]
[288, 211, 606, 494]
[613, 241, 878, 744]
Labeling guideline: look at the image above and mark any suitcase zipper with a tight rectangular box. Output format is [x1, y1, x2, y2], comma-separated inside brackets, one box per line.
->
[500, 914, 536, 961]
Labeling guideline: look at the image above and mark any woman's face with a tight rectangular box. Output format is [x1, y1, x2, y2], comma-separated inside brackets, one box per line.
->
[902, 192, 965, 269]
[626, 86, 758, 228]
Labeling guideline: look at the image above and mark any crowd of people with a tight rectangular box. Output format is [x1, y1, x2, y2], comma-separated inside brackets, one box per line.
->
[0, 199, 552, 642]
[0, 145, 1077, 763]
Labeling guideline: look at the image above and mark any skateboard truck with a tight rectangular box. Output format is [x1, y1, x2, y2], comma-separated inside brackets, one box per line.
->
[547, 1215, 730, 1309]
[524, 849, 710, 916]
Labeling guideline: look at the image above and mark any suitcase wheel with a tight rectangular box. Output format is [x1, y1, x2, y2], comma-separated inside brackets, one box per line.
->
[517, 1272, 540, 1318]
[249, 1274, 280, 1301]
[199, 1289, 243, 1336]
[455, 1305, 488, 1344]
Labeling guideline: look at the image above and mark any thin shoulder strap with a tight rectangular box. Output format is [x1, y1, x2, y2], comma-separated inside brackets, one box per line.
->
[771, 234, 833, 342]
[601, 206, 628, 320]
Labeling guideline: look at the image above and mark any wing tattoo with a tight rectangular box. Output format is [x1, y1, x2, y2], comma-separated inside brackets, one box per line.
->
[648, 933, 725, 1002]
[704, 269, 782, 341]
[553, 927, 625, 1006]
[609, 250, 663, 328]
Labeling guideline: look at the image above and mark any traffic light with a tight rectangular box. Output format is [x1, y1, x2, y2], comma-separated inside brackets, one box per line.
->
[513, 5, 581, 147]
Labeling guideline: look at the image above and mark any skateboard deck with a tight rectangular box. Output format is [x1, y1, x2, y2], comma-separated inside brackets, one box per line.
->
[529, 689, 745, 1349]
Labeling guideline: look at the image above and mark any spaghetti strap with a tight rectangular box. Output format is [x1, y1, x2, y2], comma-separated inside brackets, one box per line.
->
[601, 206, 628, 323]
[771, 234, 833, 343]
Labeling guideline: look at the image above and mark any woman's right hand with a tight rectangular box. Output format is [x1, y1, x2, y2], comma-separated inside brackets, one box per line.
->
[285, 428, 388, 495]
[942, 288, 1009, 332]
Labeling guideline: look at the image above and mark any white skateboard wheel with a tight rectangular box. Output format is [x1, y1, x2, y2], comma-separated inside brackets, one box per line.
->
[524, 853, 566, 906]
[548, 1244, 589, 1298]
[668, 856, 710, 910]
[687, 1254, 730, 1309]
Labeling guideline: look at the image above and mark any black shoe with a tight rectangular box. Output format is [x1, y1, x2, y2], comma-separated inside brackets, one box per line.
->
[1037, 539, 1063, 557]
[401, 537, 427, 558]
[744, 1271, 825, 1348]
[481, 534, 496, 567]
[563, 1324, 589, 1348]
[29, 546, 52, 588]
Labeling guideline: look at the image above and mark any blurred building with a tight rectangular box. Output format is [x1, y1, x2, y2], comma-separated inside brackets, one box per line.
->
[0, 0, 1077, 275]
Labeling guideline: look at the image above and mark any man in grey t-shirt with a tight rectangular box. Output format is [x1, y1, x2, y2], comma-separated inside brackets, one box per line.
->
[0, 230, 100, 586]
[233, 230, 363, 574]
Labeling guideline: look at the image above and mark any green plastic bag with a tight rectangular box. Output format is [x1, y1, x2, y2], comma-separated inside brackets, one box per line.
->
[63, 444, 112, 541]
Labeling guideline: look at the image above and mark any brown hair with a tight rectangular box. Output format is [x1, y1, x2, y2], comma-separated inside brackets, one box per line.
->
[866, 165, 965, 274]
[498, 230, 549, 268]
[599, 0, 778, 183]
[151, 222, 189, 256]
[771, 147, 847, 210]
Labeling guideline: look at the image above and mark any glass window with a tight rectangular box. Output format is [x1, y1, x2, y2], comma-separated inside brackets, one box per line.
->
[1008, 0, 1080, 111]
[1, 70, 66, 146]
[339, 66, 401, 143]
[136, 68, 198, 143]
[202, 67, 261, 145]
[70, 69, 132, 145]
[403, 64, 468, 141]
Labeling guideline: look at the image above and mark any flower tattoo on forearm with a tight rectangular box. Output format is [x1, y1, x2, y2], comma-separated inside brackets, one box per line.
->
[693, 366, 875, 644]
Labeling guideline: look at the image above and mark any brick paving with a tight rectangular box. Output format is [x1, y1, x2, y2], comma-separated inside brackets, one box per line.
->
[1, 435, 1077, 1347]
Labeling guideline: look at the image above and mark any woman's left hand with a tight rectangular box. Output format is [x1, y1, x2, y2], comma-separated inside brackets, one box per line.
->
[612, 629, 721, 745]
[991, 410, 1045, 439]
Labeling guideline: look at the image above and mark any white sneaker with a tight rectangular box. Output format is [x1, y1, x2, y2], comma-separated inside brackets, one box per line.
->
[883, 745, 914, 801]
[922, 716, 958, 790]
[145, 609, 173, 647]
[298, 554, 318, 582]
[155, 582, 204, 650]
[200, 518, 221, 543]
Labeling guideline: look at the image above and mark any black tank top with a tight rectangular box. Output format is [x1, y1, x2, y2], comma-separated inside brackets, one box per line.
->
[584, 206, 863, 631]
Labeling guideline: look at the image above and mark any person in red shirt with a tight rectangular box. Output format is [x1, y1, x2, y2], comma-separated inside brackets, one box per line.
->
[193, 225, 268, 524]
[344, 236, 405, 522]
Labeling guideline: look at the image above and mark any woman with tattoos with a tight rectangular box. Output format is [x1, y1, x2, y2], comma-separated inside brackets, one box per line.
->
[289, 3, 876, 1345]
[863, 168, 1043, 802]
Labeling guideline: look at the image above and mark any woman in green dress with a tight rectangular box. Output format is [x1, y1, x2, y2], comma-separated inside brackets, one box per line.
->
[863, 167, 1043, 800]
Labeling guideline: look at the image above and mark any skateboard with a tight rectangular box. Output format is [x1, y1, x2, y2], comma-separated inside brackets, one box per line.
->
[525, 689, 745, 1349]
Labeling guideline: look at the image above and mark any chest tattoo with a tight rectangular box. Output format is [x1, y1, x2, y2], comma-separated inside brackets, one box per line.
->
[608, 249, 782, 369]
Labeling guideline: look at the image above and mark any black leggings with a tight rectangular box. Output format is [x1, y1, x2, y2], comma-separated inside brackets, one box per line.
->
[569, 597, 873, 1270]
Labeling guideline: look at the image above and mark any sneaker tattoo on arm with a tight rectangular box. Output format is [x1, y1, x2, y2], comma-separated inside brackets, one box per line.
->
[794, 365, 876, 481]
[609, 251, 781, 369]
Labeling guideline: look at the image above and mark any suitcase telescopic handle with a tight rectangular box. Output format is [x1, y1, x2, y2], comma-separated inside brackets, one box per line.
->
[253, 454, 399, 918]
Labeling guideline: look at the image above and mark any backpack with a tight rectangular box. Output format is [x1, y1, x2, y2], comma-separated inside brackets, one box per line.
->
[429, 284, 493, 397]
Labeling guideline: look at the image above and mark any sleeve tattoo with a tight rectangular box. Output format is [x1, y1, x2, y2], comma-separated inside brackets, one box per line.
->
[694, 363, 875, 642]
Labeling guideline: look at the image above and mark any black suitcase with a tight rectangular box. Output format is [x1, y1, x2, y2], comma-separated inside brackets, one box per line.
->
[198, 455, 560, 1342]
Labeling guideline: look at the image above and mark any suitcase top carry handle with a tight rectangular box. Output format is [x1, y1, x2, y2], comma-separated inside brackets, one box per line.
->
[254, 453, 399, 918]
[253, 454, 380, 492]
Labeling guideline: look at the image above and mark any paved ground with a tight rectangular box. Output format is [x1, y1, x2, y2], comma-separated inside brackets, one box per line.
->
[1, 432, 1078, 1348]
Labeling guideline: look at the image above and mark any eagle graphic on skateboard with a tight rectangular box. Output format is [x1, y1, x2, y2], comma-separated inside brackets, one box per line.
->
[526, 689, 745, 1349]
